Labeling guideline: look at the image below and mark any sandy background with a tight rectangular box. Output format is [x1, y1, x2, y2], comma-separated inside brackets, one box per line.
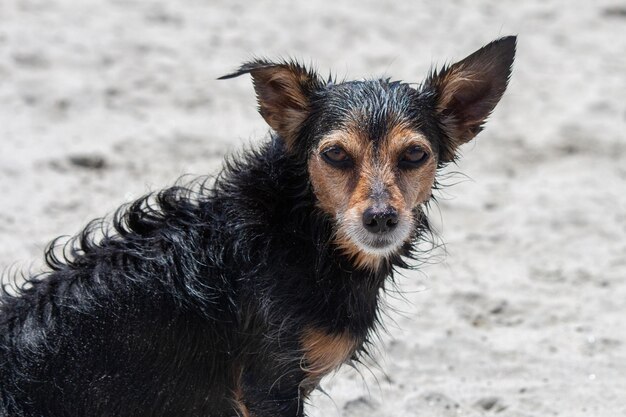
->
[1, 1, 625, 416]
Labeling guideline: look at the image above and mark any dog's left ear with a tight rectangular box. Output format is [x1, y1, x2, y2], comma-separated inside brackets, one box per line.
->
[424, 36, 516, 162]
[219, 59, 322, 150]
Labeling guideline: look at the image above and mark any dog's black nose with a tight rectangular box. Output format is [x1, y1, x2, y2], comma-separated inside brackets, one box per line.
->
[362, 207, 398, 233]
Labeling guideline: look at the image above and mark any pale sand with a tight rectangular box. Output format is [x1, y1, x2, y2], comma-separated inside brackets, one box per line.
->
[1, 1, 625, 416]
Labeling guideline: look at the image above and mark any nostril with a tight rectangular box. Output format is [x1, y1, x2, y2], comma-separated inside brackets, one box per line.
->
[363, 209, 379, 233]
[385, 217, 398, 229]
[362, 208, 381, 233]
[382, 211, 398, 232]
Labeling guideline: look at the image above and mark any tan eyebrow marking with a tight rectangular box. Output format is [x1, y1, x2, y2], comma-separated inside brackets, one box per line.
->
[381, 124, 433, 162]
[316, 130, 372, 162]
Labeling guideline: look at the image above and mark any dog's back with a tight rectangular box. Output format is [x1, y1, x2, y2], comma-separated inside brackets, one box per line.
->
[0, 184, 241, 416]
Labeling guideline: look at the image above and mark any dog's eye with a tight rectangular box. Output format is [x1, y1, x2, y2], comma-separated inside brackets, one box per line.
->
[321, 146, 353, 168]
[399, 146, 429, 169]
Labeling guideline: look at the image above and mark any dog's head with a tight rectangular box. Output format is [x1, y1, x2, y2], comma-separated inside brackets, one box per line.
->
[221, 37, 515, 269]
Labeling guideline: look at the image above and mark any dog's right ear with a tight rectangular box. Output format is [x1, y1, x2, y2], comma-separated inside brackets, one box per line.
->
[219, 59, 322, 150]
[423, 36, 516, 163]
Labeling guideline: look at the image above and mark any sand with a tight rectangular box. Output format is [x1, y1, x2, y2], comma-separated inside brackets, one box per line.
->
[1, 0, 625, 415]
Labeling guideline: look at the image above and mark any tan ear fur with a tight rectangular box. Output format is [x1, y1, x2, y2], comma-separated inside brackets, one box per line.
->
[220, 60, 322, 149]
[425, 36, 516, 162]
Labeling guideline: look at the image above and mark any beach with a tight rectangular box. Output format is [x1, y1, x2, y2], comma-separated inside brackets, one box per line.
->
[1, 1, 625, 415]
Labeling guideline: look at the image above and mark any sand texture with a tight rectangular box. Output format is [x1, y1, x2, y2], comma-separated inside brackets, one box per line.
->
[1, 0, 625, 416]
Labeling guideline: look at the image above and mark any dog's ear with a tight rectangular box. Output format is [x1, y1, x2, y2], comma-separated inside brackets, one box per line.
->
[219, 59, 322, 149]
[424, 36, 516, 162]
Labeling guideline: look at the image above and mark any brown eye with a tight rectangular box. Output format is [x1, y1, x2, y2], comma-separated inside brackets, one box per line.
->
[399, 146, 428, 169]
[321, 146, 353, 168]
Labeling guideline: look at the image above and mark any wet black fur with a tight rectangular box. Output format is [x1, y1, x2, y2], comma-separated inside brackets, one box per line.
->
[0, 37, 515, 417]
[0, 140, 428, 417]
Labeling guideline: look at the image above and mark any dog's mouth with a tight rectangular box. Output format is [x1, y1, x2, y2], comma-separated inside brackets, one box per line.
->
[364, 236, 394, 249]
[351, 229, 407, 255]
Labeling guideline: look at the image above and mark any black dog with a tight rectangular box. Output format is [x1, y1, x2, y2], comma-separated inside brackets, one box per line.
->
[0, 37, 515, 417]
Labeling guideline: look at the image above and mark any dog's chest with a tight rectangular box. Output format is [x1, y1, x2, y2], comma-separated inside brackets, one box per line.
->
[299, 328, 360, 387]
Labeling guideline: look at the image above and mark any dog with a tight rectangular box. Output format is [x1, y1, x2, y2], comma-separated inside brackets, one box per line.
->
[0, 37, 515, 417]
